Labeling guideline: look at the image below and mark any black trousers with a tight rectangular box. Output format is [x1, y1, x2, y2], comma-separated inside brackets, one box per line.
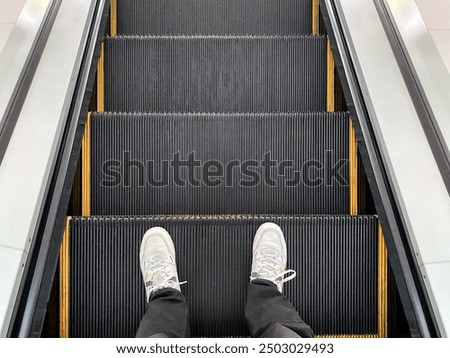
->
[135, 279, 314, 338]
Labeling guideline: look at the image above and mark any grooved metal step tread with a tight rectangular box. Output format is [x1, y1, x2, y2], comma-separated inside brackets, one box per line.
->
[64, 215, 383, 338]
[103, 35, 327, 113]
[89, 112, 349, 215]
[117, 0, 313, 36]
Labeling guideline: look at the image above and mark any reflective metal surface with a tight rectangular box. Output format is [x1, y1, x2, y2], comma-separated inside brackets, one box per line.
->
[385, 0, 450, 183]
[0, 0, 52, 137]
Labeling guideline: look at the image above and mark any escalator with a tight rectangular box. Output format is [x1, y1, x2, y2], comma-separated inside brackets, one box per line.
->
[55, 0, 396, 337]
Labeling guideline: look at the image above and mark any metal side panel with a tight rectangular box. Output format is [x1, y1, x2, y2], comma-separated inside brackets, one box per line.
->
[116, 0, 313, 35]
[384, 0, 450, 186]
[103, 36, 327, 113]
[89, 112, 350, 215]
[335, 0, 450, 336]
[66, 215, 380, 338]
[0, 0, 98, 337]
[0, 0, 52, 135]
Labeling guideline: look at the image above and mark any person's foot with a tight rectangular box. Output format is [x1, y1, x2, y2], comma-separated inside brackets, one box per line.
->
[139, 227, 185, 302]
[250, 222, 296, 292]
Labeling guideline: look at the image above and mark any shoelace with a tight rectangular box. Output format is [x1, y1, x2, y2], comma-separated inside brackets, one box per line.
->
[143, 253, 187, 292]
[251, 250, 297, 283]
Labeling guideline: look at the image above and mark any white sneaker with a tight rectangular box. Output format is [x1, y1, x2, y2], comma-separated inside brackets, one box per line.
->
[250, 222, 296, 292]
[139, 227, 185, 302]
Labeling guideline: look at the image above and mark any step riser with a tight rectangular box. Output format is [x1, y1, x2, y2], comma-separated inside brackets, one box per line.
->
[104, 36, 327, 113]
[117, 0, 313, 35]
[66, 216, 380, 337]
[89, 113, 349, 215]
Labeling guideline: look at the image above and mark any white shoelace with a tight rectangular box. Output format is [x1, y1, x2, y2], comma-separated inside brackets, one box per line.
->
[251, 249, 297, 283]
[143, 253, 187, 292]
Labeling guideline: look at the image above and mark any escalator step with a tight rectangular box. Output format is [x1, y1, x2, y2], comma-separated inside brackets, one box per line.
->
[117, 0, 313, 36]
[90, 112, 349, 215]
[67, 215, 379, 337]
[104, 35, 327, 113]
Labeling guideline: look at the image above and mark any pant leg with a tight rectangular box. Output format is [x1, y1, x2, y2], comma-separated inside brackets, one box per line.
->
[135, 288, 190, 338]
[245, 279, 314, 338]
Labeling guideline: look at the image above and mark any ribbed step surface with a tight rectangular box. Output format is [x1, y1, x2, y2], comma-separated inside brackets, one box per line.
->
[68, 215, 379, 338]
[117, 0, 312, 35]
[104, 36, 327, 113]
[90, 112, 349, 215]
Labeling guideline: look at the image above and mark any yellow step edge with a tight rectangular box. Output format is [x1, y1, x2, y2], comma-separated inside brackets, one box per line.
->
[327, 38, 335, 112]
[349, 118, 358, 215]
[81, 113, 91, 216]
[59, 216, 71, 338]
[378, 221, 388, 338]
[312, 0, 319, 35]
[97, 42, 105, 112]
[110, 0, 117, 36]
